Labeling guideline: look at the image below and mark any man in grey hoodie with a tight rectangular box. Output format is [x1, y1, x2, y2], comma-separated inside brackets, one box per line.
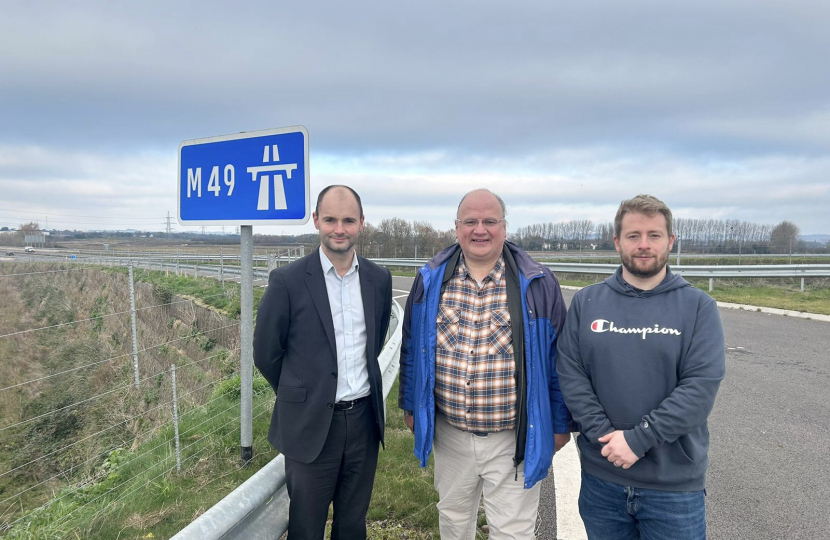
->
[556, 194, 725, 540]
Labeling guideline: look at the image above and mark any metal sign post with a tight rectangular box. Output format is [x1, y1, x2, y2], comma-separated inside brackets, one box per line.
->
[240, 226, 254, 462]
[178, 126, 310, 463]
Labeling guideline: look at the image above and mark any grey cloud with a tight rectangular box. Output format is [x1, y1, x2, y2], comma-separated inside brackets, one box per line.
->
[2, 0, 829, 156]
[1, 1, 829, 233]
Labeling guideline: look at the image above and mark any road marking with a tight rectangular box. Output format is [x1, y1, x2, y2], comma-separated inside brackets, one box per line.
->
[393, 288, 410, 301]
[553, 436, 587, 540]
[717, 301, 830, 322]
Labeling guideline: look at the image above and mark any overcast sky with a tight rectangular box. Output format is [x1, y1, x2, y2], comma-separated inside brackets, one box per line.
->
[1, 1, 829, 236]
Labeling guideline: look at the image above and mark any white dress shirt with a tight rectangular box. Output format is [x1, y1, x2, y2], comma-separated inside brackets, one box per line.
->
[319, 248, 370, 402]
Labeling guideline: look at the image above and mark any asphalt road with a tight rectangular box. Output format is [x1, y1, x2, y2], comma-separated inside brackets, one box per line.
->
[393, 276, 830, 540]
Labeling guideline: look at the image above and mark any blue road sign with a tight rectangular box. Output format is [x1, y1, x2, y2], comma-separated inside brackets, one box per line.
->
[178, 126, 310, 226]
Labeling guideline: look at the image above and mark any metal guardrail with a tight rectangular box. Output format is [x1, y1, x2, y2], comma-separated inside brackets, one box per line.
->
[170, 299, 404, 540]
[370, 259, 830, 293]
[8, 251, 829, 296]
[538, 263, 830, 278]
[7, 252, 830, 281]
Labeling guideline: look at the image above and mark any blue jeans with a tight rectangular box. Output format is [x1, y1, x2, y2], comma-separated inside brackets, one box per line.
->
[578, 471, 706, 540]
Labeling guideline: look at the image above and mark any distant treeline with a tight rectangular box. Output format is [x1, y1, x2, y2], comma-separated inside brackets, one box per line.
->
[2, 217, 827, 256]
[512, 218, 819, 254]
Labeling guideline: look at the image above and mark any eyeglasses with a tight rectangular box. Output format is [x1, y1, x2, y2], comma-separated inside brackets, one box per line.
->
[455, 218, 506, 229]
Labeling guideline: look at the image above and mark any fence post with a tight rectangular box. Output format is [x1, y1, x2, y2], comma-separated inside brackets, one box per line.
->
[129, 264, 140, 389]
[801, 277, 805, 293]
[172, 364, 182, 473]
[709, 277, 713, 292]
[220, 247, 225, 289]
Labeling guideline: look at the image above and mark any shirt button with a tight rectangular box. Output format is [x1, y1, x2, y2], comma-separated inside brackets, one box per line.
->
[331, 372, 337, 378]
[327, 403, 333, 409]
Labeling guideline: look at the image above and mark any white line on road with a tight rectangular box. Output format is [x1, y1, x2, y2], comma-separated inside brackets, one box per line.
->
[393, 288, 410, 301]
[553, 435, 587, 540]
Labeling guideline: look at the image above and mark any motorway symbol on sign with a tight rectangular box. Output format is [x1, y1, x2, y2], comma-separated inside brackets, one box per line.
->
[177, 126, 310, 226]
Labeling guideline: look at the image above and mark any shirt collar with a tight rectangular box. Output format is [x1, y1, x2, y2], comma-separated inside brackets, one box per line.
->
[457, 253, 504, 285]
[319, 247, 359, 276]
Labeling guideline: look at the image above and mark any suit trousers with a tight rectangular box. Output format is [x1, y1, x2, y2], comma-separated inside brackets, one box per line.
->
[433, 414, 542, 540]
[284, 398, 379, 540]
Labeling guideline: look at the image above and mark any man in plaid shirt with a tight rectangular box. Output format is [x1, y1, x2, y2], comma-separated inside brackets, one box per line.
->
[399, 189, 573, 539]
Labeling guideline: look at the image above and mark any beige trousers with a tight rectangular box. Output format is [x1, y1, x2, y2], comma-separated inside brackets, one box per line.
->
[433, 414, 542, 539]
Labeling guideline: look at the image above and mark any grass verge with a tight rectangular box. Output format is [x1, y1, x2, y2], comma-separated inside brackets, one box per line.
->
[101, 266, 266, 319]
[687, 278, 830, 315]
[4, 382, 278, 540]
[4, 380, 444, 540]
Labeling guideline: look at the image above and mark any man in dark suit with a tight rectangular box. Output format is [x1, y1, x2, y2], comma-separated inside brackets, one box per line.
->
[254, 185, 393, 540]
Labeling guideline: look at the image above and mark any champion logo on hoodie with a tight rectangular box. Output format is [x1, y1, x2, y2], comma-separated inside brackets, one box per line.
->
[590, 319, 682, 340]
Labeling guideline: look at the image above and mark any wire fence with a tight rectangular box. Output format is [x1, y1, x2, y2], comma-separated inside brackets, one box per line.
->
[0, 255, 275, 536]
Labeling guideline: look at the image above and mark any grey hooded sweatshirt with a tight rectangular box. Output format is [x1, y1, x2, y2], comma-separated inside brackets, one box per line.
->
[556, 267, 725, 491]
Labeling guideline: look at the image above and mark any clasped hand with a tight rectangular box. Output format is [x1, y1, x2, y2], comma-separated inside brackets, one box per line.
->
[599, 430, 639, 470]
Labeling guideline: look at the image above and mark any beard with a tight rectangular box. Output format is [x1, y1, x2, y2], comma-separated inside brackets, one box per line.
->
[620, 248, 670, 279]
[322, 235, 356, 255]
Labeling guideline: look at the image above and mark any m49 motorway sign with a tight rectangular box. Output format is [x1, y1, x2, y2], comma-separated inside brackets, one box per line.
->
[178, 126, 310, 226]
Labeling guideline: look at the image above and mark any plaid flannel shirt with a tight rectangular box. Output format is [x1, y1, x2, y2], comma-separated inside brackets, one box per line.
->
[434, 254, 517, 432]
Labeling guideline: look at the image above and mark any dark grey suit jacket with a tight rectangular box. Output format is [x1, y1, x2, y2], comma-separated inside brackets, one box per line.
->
[253, 248, 393, 463]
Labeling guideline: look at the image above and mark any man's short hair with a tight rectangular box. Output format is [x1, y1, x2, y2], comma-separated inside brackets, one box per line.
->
[456, 189, 507, 219]
[315, 185, 364, 217]
[614, 194, 673, 238]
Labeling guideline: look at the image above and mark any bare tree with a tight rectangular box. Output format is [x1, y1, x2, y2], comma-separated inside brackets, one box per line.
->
[412, 221, 438, 258]
[19, 221, 40, 233]
[574, 220, 595, 249]
[596, 222, 615, 249]
[769, 221, 801, 254]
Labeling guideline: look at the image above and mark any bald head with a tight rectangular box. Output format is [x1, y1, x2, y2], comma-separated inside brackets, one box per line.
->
[456, 189, 506, 220]
[316, 185, 363, 218]
[455, 189, 507, 271]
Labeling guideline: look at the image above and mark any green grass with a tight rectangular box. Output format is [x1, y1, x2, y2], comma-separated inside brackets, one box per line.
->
[368, 383, 439, 536]
[3, 380, 446, 540]
[534, 253, 830, 265]
[4, 383, 279, 540]
[540, 273, 830, 316]
[102, 266, 266, 319]
[689, 278, 830, 315]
